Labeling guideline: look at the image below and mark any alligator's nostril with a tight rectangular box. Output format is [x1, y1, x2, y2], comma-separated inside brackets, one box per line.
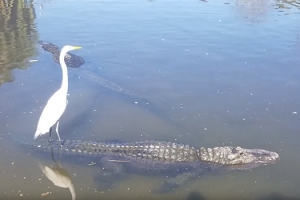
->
[273, 152, 280, 161]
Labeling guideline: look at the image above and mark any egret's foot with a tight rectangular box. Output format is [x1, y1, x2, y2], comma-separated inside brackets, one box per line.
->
[48, 138, 53, 143]
[60, 140, 64, 147]
[58, 142, 64, 158]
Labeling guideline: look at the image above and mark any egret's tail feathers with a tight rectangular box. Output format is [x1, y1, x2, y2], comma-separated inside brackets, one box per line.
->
[33, 129, 41, 140]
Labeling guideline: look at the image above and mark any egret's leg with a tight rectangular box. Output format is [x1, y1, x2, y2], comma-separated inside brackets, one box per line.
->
[49, 127, 52, 137]
[51, 148, 63, 167]
[55, 121, 61, 141]
[48, 127, 53, 142]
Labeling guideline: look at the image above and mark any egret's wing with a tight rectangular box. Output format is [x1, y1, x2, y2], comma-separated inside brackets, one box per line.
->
[35, 91, 67, 136]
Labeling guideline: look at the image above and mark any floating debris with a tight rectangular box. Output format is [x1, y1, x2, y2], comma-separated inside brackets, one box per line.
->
[108, 159, 130, 163]
[41, 192, 51, 197]
[87, 162, 96, 166]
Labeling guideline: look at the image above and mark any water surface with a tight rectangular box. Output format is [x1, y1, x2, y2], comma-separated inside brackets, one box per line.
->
[0, 0, 300, 199]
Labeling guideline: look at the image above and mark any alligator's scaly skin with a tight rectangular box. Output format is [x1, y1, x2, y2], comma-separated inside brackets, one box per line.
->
[39, 41, 85, 68]
[11, 134, 279, 192]
[14, 135, 279, 168]
[33, 139, 198, 162]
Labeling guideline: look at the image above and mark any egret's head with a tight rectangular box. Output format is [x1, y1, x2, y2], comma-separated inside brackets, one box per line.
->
[62, 45, 82, 53]
[59, 45, 82, 64]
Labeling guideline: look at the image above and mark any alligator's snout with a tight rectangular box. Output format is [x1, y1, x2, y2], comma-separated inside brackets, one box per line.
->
[270, 151, 280, 162]
[255, 150, 280, 165]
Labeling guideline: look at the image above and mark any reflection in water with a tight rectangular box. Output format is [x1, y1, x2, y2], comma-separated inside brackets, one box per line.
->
[186, 192, 206, 200]
[0, 0, 38, 85]
[235, 0, 271, 23]
[39, 153, 76, 200]
[234, 0, 300, 23]
[275, 0, 300, 10]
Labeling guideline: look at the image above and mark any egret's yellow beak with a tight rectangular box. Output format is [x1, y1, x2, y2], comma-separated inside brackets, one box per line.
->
[72, 46, 82, 50]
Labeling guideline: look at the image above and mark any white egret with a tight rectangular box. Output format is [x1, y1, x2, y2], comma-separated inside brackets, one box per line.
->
[34, 45, 82, 141]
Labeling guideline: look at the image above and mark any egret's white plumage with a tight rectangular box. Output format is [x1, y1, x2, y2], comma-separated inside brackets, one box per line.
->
[34, 45, 82, 141]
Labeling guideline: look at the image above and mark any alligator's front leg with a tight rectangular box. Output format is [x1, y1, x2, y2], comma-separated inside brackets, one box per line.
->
[94, 157, 127, 189]
[154, 171, 199, 193]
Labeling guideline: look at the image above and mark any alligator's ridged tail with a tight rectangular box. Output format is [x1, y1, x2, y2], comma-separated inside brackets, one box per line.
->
[78, 68, 141, 98]
[9, 133, 30, 144]
[6, 133, 49, 148]
[38, 40, 60, 54]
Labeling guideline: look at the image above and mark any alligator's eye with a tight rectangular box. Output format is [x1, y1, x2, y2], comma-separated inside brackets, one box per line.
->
[232, 148, 238, 153]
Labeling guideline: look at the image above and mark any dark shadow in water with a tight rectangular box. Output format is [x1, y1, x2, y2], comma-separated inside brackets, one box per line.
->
[76, 68, 187, 133]
[257, 193, 300, 200]
[58, 92, 100, 138]
[186, 191, 206, 200]
[101, 87, 187, 131]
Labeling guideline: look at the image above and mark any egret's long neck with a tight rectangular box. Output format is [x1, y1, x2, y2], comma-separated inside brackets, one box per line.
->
[59, 50, 68, 95]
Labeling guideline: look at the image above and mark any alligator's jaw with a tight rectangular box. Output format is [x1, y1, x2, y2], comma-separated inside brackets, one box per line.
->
[199, 146, 279, 170]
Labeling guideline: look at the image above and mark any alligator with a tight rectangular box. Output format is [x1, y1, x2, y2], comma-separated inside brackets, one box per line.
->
[38, 40, 141, 98]
[11, 134, 279, 193]
[39, 40, 85, 68]
[38, 41, 183, 129]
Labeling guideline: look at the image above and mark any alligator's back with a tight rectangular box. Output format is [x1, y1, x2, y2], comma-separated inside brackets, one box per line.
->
[39, 40, 85, 68]
[13, 134, 199, 163]
[10, 134, 205, 176]
[39, 41, 60, 53]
